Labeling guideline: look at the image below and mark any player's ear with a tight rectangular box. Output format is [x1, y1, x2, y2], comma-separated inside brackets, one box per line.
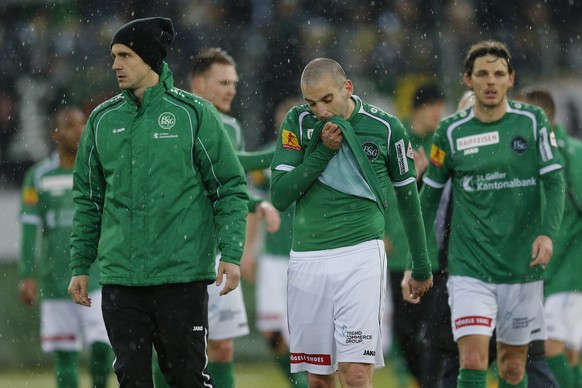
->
[191, 76, 205, 94]
[463, 73, 473, 90]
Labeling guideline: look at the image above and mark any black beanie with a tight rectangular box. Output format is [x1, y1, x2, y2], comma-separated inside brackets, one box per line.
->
[111, 17, 175, 74]
[413, 82, 445, 108]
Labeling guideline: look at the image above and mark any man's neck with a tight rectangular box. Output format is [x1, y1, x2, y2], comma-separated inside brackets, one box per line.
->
[474, 98, 508, 123]
[59, 151, 76, 169]
[133, 71, 161, 104]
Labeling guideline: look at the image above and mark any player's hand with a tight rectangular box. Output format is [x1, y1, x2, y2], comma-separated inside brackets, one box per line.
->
[68, 275, 91, 307]
[400, 270, 419, 304]
[405, 270, 433, 302]
[19, 277, 37, 306]
[256, 201, 280, 233]
[216, 261, 241, 296]
[531, 235, 553, 268]
[320, 122, 343, 151]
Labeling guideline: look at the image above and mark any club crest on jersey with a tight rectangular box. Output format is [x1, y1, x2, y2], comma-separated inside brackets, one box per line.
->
[429, 144, 446, 167]
[282, 129, 301, 151]
[158, 112, 176, 130]
[362, 141, 379, 161]
[307, 128, 314, 139]
[511, 136, 528, 155]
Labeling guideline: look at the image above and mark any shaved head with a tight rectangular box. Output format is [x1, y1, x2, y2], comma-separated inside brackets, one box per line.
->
[301, 58, 347, 88]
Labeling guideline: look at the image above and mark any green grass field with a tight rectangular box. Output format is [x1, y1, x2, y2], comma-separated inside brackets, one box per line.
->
[0, 362, 411, 388]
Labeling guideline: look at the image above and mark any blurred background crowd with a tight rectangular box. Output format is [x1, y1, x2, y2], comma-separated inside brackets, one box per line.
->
[1, 0, 582, 187]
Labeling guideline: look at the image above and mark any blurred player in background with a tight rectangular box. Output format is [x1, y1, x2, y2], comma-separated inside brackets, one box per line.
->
[518, 87, 582, 388]
[245, 96, 308, 388]
[153, 47, 279, 388]
[19, 106, 112, 388]
[384, 81, 445, 387]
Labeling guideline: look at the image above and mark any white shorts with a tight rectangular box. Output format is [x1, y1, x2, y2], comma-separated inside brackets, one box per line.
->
[207, 255, 249, 341]
[288, 240, 386, 374]
[544, 292, 582, 350]
[40, 290, 109, 353]
[256, 254, 289, 342]
[447, 276, 546, 345]
[381, 271, 394, 354]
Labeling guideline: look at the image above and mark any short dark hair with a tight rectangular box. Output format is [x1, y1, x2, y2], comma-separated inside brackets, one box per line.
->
[413, 82, 445, 108]
[518, 88, 556, 124]
[190, 48, 236, 79]
[463, 41, 513, 76]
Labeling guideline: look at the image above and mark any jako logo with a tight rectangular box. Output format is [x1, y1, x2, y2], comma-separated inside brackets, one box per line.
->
[158, 112, 176, 130]
[363, 350, 376, 356]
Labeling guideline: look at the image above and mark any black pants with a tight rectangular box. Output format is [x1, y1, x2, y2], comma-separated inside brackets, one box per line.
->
[390, 271, 441, 387]
[102, 282, 213, 388]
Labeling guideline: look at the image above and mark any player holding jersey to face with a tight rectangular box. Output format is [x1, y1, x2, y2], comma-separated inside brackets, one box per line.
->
[270, 58, 432, 388]
[420, 41, 565, 388]
[19, 106, 113, 388]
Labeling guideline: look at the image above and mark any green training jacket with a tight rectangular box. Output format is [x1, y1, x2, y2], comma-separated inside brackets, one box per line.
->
[70, 63, 248, 286]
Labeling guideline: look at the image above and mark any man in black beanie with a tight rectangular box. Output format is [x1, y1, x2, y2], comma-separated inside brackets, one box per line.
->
[68, 17, 249, 387]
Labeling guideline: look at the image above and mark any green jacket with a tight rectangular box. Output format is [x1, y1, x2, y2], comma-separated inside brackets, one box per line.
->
[70, 64, 248, 286]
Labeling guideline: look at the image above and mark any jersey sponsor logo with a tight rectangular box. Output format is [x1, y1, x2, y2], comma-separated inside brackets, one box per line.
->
[456, 131, 499, 151]
[153, 133, 179, 139]
[512, 317, 535, 329]
[464, 147, 479, 155]
[158, 112, 176, 130]
[462, 172, 537, 192]
[282, 129, 301, 151]
[343, 329, 373, 344]
[22, 187, 39, 206]
[362, 141, 379, 161]
[429, 144, 446, 167]
[363, 350, 376, 356]
[395, 139, 409, 175]
[290, 353, 331, 365]
[511, 136, 528, 155]
[454, 315, 492, 329]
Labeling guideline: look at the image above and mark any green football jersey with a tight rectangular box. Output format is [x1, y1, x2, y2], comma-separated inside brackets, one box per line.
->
[385, 124, 437, 271]
[271, 96, 417, 252]
[423, 101, 563, 283]
[20, 154, 101, 299]
[544, 124, 582, 295]
[219, 112, 244, 151]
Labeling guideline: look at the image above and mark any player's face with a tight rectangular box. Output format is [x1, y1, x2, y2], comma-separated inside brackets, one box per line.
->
[195, 63, 238, 113]
[302, 75, 353, 121]
[111, 43, 157, 95]
[416, 101, 445, 133]
[464, 55, 514, 110]
[54, 109, 85, 153]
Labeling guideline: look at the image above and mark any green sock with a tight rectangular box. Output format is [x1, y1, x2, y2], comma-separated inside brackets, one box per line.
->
[547, 354, 574, 388]
[152, 351, 171, 388]
[498, 373, 528, 388]
[89, 342, 113, 388]
[457, 368, 487, 388]
[208, 361, 235, 388]
[55, 351, 79, 388]
[274, 352, 308, 387]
